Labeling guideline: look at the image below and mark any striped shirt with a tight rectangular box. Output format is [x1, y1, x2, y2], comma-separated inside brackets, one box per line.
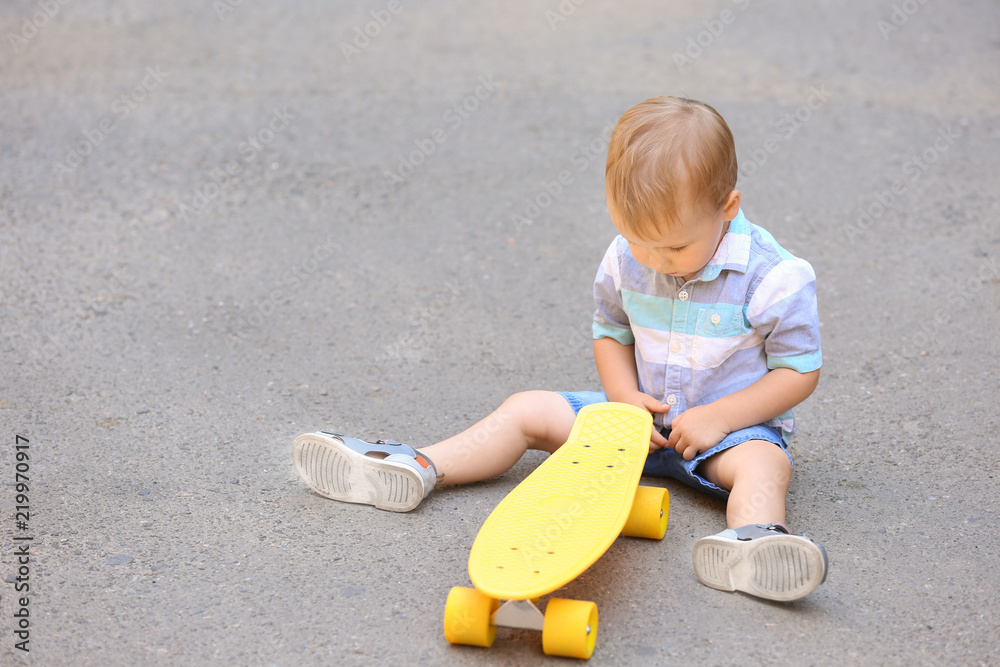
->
[592, 209, 821, 442]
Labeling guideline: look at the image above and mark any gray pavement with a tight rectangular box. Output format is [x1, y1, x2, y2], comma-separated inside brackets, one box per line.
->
[2, 0, 999, 664]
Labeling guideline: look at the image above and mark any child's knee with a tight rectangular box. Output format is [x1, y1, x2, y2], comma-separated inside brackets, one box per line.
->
[500, 390, 562, 416]
[705, 439, 790, 490]
[500, 390, 575, 449]
[496, 391, 551, 432]
[500, 390, 545, 418]
[741, 440, 791, 479]
[737, 442, 792, 506]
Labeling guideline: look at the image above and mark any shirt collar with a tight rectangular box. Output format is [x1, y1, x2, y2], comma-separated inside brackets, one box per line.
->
[695, 209, 751, 282]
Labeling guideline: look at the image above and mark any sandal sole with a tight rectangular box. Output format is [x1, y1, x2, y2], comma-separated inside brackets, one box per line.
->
[693, 533, 827, 601]
[292, 433, 423, 512]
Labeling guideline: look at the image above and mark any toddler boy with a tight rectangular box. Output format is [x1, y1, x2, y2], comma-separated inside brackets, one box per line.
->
[293, 96, 827, 601]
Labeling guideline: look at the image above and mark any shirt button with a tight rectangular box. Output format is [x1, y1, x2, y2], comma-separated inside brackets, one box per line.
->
[670, 341, 681, 353]
[678, 290, 689, 301]
[665, 395, 677, 406]
[711, 313, 721, 325]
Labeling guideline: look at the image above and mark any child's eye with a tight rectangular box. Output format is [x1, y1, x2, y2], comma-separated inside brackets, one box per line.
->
[670, 246, 687, 252]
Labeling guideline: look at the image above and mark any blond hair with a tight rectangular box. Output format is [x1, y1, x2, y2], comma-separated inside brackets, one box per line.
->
[605, 96, 737, 236]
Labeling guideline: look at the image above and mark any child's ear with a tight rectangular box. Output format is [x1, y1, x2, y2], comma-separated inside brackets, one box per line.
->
[722, 190, 741, 220]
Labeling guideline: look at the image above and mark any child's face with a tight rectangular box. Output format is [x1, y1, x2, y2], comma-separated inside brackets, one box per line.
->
[609, 190, 741, 282]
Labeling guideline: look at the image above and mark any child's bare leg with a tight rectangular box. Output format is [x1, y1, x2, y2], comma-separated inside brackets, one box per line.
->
[418, 390, 577, 485]
[292, 390, 576, 512]
[699, 439, 792, 529]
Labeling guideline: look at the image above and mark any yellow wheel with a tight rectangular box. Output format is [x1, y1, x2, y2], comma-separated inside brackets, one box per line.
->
[622, 485, 669, 539]
[542, 598, 598, 659]
[443, 586, 498, 648]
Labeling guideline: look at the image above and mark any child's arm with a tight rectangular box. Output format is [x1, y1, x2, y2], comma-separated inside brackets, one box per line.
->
[668, 367, 820, 460]
[594, 337, 671, 449]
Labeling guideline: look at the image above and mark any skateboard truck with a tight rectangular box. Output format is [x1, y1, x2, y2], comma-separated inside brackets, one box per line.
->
[492, 599, 544, 631]
[490, 598, 592, 635]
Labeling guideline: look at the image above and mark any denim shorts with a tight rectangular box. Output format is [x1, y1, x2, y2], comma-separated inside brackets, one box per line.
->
[556, 390, 791, 500]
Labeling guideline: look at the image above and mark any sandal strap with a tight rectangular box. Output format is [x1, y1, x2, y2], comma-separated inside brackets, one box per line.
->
[319, 431, 418, 458]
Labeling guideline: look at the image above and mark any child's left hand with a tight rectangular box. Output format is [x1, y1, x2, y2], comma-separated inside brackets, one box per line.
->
[667, 405, 731, 460]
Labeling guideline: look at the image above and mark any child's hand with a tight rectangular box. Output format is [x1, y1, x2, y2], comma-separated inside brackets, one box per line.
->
[612, 391, 671, 451]
[667, 405, 730, 460]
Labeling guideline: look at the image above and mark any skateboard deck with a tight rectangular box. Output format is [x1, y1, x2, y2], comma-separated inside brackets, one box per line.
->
[445, 402, 669, 659]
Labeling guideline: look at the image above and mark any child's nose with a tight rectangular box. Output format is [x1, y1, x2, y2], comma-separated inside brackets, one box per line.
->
[651, 256, 672, 273]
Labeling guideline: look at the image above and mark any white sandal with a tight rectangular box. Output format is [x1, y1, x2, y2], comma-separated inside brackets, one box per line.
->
[292, 432, 439, 512]
[693, 523, 828, 601]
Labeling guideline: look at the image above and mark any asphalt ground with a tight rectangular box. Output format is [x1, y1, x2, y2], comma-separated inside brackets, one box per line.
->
[1, 1, 999, 664]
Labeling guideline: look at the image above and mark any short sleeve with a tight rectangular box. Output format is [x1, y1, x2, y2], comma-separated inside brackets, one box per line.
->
[746, 257, 822, 372]
[592, 238, 635, 345]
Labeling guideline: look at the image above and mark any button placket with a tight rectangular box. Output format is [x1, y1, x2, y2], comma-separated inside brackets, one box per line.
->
[663, 284, 691, 417]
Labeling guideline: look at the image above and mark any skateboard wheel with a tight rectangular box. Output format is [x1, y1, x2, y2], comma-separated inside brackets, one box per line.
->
[622, 485, 669, 539]
[443, 586, 498, 648]
[542, 598, 598, 659]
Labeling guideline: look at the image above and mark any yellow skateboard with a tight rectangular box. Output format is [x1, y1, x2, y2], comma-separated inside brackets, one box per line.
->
[443, 402, 669, 659]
